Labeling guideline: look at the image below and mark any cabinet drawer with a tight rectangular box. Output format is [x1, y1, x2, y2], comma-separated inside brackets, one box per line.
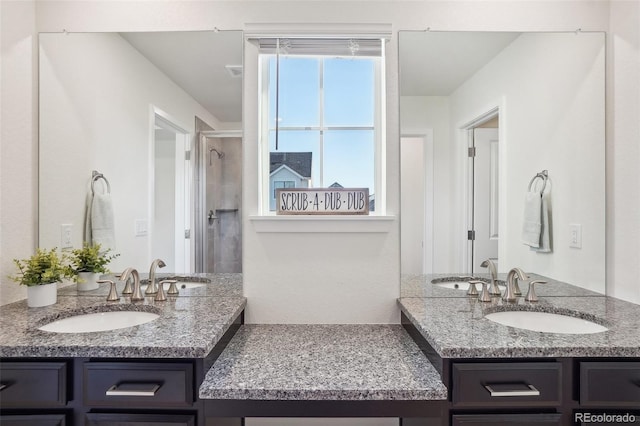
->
[580, 361, 640, 406]
[452, 413, 562, 426]
[83, 361, 194, 408]
[452, 362, 562, 407]
[85, 413, 196, 425]
[0, 361, 68, 408]
[0, 413, 67, 426]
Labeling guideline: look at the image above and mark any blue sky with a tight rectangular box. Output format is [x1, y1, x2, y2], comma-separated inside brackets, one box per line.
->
[268, 56, 375, 191]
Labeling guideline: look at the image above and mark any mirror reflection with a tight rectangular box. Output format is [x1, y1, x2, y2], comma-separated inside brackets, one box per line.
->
[39, 31, 243, 274]
[399, 31, 605, 294]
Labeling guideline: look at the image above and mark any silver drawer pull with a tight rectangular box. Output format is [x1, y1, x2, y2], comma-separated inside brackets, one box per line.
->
[0, 383, 8, 391]
[106, 383, 161, 397]
[485, 383, 540, 397]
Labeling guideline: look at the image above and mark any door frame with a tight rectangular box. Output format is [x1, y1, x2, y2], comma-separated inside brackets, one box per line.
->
[459, 106, 500, 274]
[149, 106, 191, 272]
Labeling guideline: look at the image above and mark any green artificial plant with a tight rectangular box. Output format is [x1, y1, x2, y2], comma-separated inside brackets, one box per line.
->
[10, 248, 70, 287]
[67, 243, 119, 276]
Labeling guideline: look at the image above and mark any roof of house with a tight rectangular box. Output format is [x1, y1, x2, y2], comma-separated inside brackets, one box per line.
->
[270, 152, 312, 178]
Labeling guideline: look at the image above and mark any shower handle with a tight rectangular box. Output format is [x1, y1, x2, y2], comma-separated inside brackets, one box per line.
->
[208, 210, 218, 224]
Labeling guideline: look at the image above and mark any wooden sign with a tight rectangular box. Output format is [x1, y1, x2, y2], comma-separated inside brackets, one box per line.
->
[276, 188, 369, 215]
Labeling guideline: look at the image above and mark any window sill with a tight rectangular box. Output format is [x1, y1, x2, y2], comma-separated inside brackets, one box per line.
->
[249, 215, 396, 233]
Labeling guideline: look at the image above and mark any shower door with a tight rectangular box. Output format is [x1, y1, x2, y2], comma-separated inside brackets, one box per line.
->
[194, 131, 243, 273]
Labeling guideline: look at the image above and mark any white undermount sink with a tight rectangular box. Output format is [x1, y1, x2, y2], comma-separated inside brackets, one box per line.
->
[38, 311, 159, 333]
[484, 311, 608, 334]
[435, 281, 473, 290]
[171, 281, 205, 290]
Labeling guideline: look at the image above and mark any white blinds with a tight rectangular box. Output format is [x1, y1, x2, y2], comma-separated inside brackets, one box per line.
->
[252, 38, 385, 57]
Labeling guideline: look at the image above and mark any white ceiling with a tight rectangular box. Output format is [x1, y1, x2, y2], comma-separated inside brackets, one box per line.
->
[399, 31, 521, 96]
[120, 31, 520, 122]
[120, 31, 243, 124]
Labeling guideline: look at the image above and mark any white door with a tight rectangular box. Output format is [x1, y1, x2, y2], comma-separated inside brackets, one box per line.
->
[471, 127, 499, 273]
[152, 113, 191, 273]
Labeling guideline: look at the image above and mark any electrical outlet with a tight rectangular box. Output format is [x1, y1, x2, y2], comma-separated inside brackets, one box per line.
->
[61, 224, 73, 248]
[569, 223, 582, 249]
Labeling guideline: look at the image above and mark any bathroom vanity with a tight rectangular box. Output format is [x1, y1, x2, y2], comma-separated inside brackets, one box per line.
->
[399, 277, 640, 426]
[2, 273, 640, 426]
[0, 274, 246, 426]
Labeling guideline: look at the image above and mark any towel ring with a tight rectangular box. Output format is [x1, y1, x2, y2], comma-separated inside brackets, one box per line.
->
[91, 171, 111, 194]
[528, 170, 548, 194]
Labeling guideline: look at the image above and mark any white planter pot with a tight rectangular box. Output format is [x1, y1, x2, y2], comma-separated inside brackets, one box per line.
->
[77, 272, 100, 291]
[27, 282, 58, 308]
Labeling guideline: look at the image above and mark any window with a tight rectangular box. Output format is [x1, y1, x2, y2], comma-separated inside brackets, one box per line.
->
[258, 38, 386, 214]
[273, 180, 295, 198]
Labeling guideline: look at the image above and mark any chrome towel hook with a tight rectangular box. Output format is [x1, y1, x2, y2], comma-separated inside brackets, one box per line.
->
[91, 170, 111, 194]
[528, 170, 548, 194]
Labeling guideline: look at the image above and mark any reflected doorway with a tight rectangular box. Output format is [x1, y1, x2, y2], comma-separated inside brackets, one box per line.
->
[464, 111, 499, 274]
[195, 130, 243, 273]
[152, 112, 191, 273]
[400, 132, 434, 274]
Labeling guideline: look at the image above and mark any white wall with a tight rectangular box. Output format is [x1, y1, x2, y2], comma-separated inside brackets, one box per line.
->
[447, 32, 606, 291]
[400, 96, 455, 272]
[0, 0, 37, 304]
[607, 0, 640, 304]
[2, 1, 637, 315]
[38, 32, 218, 274]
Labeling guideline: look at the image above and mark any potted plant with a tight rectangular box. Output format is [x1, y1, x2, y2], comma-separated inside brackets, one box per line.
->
[67, 243, 119, 291]
[10, 248, 69, 307]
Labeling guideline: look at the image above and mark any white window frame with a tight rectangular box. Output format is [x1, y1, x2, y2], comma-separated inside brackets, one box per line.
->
[257, 40, 386, 216]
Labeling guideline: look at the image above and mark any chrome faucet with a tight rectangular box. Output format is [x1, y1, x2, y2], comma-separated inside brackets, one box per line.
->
[480, 259, 501, 295]
[145, 259, 166, 295]
[121, 267, 144, 301]
[503, 267, 528, 302]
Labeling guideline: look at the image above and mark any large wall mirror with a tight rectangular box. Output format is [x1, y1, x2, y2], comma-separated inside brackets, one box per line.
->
[39, 31, 243, 274]
[399, 31, 605, 294]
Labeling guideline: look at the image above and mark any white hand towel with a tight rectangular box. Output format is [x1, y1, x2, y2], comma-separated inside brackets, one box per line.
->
[531, 194, 552, 253]
[91, 193, 116, 251]
[522, 191, 542, 248]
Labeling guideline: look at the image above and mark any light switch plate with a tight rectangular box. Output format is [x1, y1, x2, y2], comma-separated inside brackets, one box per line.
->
[569, 223, 582, 249]
[135, 219, 148, 237]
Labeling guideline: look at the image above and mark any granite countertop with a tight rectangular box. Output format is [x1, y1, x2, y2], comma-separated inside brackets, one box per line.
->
[57, 273, 243, 298]
[399, 295, 640, 358]
[401, 273, 604, 298]
[0, 274, 245, 359]
[199, 324, 448, 401]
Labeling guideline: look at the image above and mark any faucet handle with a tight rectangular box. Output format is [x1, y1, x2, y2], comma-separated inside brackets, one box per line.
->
[155, 280, 170, 302]
[98, 279, 119, 302]
[525, 280, 547, 302]
[470, 280, 491, 302]
[466, 280, 479, 296]
[165, 280, 179, 295]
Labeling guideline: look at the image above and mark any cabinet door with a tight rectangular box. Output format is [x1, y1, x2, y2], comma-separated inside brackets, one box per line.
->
[0, 361, 68, 408]
[452, 413, 562, 426]
[83, 361, 193, 408]
[452, 362, 562, 407]
[580, 362, 640, 407]
[0, 413, 67, 426]
[85, 413, 196, 426]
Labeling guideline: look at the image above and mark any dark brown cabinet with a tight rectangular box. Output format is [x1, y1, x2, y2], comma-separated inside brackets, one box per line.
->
[451, 362, 562, 408]
[85, 413, 196, 425]
[579, 361, 640, 407]
[0, 361, 68, 408]
[83, 361, 194, 408]
[452, 413, 563, 426]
